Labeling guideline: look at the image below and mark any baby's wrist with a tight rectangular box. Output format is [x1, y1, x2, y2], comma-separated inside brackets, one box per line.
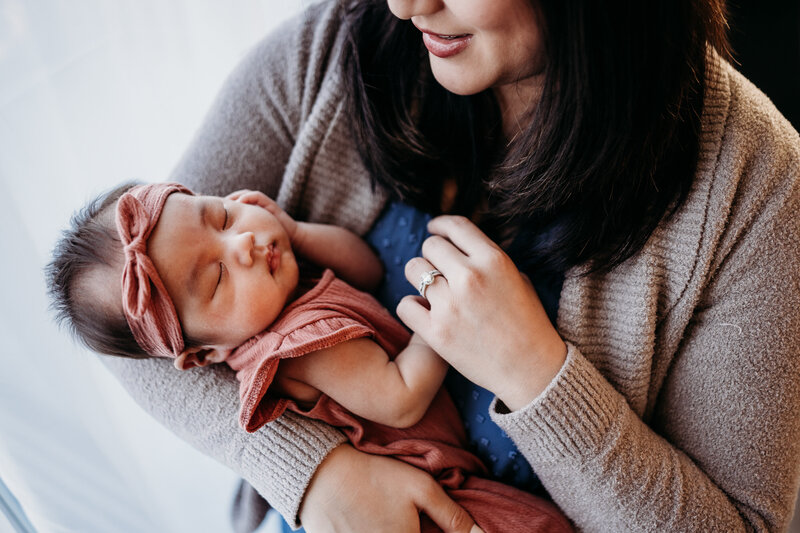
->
[292, 221, 309, 251]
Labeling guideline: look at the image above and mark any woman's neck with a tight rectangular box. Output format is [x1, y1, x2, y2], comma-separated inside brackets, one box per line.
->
[494, 78, 543, 142]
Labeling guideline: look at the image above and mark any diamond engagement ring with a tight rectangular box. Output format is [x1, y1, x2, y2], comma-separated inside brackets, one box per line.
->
[418, 269, 443, 299]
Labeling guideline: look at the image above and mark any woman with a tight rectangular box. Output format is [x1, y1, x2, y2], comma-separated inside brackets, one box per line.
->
[101, 0, 800, 531]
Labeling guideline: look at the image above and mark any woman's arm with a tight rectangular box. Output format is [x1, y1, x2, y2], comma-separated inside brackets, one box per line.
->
[492, 196, 800, 533]
[494, 75, 800, 531]
[100, 356, 347, 522]
[397, 127, 800, 531]
[284, 333, 448, 428]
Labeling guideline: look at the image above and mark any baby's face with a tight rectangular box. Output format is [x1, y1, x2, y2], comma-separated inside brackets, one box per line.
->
[147, 193, 298, 354]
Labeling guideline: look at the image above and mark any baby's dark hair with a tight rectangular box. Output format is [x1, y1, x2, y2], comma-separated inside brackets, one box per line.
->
[46, 182, 149, 358]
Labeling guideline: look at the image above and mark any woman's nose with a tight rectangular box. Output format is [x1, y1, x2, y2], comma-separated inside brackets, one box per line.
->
[229, 232, 255, 266]
[386, 0, 443, 20]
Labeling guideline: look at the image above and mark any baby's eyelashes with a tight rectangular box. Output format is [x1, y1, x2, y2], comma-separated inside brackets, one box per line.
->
[221, 203, 229, 230]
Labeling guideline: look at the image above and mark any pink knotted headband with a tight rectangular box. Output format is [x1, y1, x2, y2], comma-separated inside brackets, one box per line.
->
[115, 183, 192, 359]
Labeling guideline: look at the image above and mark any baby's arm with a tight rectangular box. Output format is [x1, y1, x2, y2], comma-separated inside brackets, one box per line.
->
[292, 221, 382, 291]
[227, 189, 382, 291]
[280, 333, 448, 428]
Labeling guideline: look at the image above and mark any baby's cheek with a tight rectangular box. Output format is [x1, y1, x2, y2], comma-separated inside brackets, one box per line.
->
[235, 306, 272, 338]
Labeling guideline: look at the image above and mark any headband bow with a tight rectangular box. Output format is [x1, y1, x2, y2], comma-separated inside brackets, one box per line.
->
[115, 183, 192, 358]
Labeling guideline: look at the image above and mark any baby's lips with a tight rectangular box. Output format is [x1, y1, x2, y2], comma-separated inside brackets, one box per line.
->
[267, 242, 279, 274]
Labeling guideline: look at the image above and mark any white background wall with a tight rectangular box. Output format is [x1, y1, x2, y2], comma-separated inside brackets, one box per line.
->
[0, 1, 305, 531]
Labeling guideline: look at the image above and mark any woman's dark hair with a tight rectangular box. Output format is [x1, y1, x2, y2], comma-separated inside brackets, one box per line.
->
[342, 0, 730, 274]
[46, 182, 149, 358]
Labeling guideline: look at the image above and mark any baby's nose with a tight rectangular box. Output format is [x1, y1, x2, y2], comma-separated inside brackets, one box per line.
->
[233, 232, 255, 266]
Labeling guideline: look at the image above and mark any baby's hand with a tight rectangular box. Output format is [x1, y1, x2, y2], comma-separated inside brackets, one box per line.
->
[226, 189, 299, 241]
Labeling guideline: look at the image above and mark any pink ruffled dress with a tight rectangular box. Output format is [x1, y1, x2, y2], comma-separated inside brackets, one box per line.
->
[226, 270, 571, 532]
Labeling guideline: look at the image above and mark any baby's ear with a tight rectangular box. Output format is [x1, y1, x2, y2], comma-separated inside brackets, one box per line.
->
[174, 346, 231, 370]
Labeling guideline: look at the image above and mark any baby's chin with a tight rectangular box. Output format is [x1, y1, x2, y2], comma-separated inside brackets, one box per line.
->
[246, 307, 288, 341]
[281, 258, 301, 297]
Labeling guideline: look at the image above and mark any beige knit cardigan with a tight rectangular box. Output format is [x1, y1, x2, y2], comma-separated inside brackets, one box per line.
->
[102, 2, 800, 531]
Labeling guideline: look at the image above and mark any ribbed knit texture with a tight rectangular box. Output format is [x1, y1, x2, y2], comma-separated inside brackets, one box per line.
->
[100, 355, 347, 523]
[101, 1, 800, 530]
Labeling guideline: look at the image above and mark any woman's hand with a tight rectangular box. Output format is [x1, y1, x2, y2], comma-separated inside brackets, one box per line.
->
[397, 216, 567, 411]
[226, 189, 299, 240]
[300, 445, 481, 533]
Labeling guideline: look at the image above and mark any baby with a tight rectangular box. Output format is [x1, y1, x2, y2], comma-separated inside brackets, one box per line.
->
[47, 182, 571, 533]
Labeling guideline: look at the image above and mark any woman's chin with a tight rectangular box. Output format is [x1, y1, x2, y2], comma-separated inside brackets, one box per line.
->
[429, 62, 490, 96]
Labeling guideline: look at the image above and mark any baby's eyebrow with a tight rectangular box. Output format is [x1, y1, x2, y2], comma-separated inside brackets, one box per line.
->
[184, 200, 210, 298]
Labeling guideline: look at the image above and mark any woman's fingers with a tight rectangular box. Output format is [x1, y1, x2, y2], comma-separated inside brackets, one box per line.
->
[404, 256, 448, 301]
[300, 445, 478, 533]
[419, 234, 468, 277]
[417, 216, 504, 286]
[427, 215, 502, 257]
[414, 479, 484, 533]
[400, 218, 567, 406]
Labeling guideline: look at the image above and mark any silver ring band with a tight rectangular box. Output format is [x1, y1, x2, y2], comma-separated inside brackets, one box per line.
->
[418, 269, 442, 299]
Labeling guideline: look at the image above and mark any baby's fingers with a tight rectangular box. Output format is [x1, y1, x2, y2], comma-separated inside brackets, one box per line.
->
[226, 190, 297, 237]
[225, 189, 252, 202]
[226, 189, 272, 208]
[228, 190, 288, 216]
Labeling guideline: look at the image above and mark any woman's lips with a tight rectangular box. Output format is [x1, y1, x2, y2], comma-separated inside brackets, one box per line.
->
[421, 32, 472, 58]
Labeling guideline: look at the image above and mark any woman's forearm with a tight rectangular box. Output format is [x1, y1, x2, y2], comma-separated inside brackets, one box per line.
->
[100, 355, 346, 526]
[492, 345, 753, 531]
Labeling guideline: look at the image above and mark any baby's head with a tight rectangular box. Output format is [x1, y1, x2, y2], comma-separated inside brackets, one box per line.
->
[47, 183, 299, 369]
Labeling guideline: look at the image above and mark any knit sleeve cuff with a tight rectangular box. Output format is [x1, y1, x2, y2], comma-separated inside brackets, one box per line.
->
[240, 410, 348, 528]
[489, 342, 626, 464]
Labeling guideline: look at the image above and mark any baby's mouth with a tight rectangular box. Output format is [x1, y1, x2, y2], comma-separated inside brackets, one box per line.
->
[267, 243, 279, 275]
